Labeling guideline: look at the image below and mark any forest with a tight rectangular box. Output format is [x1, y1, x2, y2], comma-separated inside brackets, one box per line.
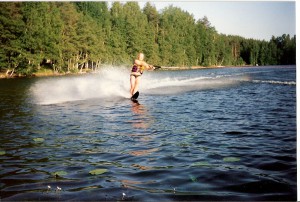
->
[0, 2, 296, 76]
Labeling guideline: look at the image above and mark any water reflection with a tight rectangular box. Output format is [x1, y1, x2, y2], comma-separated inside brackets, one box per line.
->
[130, 101, 151, 129]
[121, 179, 156, 189]
[128, 101, 159, 172]
[129, 148, 159, 157]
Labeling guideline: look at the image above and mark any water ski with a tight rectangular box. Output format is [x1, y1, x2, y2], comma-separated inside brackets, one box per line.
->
[131, 91, 139, 101]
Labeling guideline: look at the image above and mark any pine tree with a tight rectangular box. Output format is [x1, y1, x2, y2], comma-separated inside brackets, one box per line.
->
[198, 16, 217, 66]
[123, 2, 148, 58]
[56, 2, 80, 72]
[143, 2, 160, 65]
[109, 2, 128, 64]
[0, 2, 25, 75]
[20, 2, 63, 74]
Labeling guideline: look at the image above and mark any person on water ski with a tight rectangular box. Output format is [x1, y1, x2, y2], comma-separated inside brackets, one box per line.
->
[130, 53, 155, 97]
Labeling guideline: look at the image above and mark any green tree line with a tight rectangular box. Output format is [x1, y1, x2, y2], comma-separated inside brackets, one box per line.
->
[0, 2, 296, 76]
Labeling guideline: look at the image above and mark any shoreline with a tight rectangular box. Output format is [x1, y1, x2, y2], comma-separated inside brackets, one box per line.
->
[0, 65, 264, 79]
[160, 65, 254, 71]
[0, 70, 91, 79]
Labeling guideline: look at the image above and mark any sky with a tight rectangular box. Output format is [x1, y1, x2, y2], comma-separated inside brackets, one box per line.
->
[137, 1, 296, 41]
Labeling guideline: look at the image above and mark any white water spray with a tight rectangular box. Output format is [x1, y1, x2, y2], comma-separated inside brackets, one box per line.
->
[31, 66, 131, 105]
[30, 66, 248, 105]
[140, 73, 244, 95]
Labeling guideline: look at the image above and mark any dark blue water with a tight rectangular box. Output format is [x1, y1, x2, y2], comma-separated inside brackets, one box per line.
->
[0, 66, 296, 201]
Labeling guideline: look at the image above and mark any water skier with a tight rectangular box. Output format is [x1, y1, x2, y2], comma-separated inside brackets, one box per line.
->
[130, 53, 155, 99]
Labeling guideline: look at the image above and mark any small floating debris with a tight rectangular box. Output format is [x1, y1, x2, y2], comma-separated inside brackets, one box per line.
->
[33, 138, 45, 143]
[89, 169, 108, 175]
[0, 150, 6, 155]
[170, 186, 176, 194]
[189, 175, 198, 182]
[191, 161, 211, 167]
[56, 186, 62, 192]
[52, 171, 67, 177]
[223, 157, 241, 162]
[46, 185, 52, 193]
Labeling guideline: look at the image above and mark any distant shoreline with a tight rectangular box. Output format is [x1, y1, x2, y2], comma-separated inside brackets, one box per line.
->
[0, 70, 91, 79]
[159, 65, 254, 70]
[0, 65, 272, 79]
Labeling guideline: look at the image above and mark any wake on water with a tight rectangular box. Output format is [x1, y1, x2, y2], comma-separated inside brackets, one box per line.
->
[30, 66, 295, 105]
[30, 66, 241, 105]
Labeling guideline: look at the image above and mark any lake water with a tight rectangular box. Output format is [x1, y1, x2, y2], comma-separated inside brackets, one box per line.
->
[0, 66, 296, 201]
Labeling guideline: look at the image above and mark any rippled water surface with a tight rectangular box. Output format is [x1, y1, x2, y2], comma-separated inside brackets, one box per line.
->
[0, 66, 296, 201]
